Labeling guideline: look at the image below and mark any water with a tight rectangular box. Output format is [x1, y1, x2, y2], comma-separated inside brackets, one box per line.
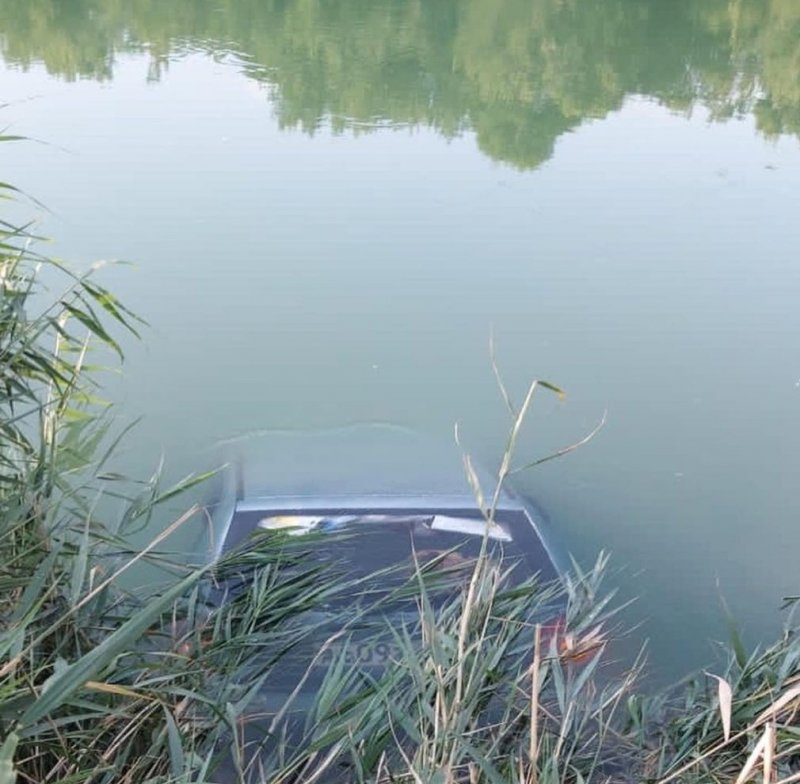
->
[2, 0, 800, 681]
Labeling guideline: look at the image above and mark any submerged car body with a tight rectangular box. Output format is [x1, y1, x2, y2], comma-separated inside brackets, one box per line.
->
[199, 426, 570, 779]
[199, 425, 568, 690]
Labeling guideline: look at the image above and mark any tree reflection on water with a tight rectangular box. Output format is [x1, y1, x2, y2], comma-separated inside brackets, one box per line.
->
[1, 0, 798, 168]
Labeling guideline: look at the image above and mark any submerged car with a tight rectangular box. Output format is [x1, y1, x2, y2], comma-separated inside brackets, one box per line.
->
[199, 425, 568, 682]
[198, 425, 569, 777]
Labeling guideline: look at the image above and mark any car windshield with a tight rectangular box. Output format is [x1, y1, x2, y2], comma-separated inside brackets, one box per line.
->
[226, 508, 557, 599]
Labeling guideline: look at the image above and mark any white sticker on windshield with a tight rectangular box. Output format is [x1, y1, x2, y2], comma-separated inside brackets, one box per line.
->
[430, 515, 512, 541]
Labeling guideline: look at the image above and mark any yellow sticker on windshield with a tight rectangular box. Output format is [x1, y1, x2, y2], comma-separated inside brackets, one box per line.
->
[258, 515, 323, 535]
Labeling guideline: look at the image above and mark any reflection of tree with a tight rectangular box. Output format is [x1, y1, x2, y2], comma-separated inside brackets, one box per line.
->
[1, 0, 798, 169]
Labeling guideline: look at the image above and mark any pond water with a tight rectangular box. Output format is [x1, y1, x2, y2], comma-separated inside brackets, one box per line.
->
[2, 0, 800, 681]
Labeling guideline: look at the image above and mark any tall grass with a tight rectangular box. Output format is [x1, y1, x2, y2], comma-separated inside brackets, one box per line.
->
[634, 600, 800, 783]
[270, 552, 640, 784]
[0, 136, 365, 782]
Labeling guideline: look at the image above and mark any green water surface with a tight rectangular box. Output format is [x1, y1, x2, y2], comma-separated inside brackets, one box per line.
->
[2, 0, 800, 679]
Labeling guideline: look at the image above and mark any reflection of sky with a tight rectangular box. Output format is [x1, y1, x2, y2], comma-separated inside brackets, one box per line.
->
[3, 54, 800, 681]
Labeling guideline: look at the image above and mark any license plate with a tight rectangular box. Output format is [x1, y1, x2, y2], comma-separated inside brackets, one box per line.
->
[317, 639, 402, 668]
